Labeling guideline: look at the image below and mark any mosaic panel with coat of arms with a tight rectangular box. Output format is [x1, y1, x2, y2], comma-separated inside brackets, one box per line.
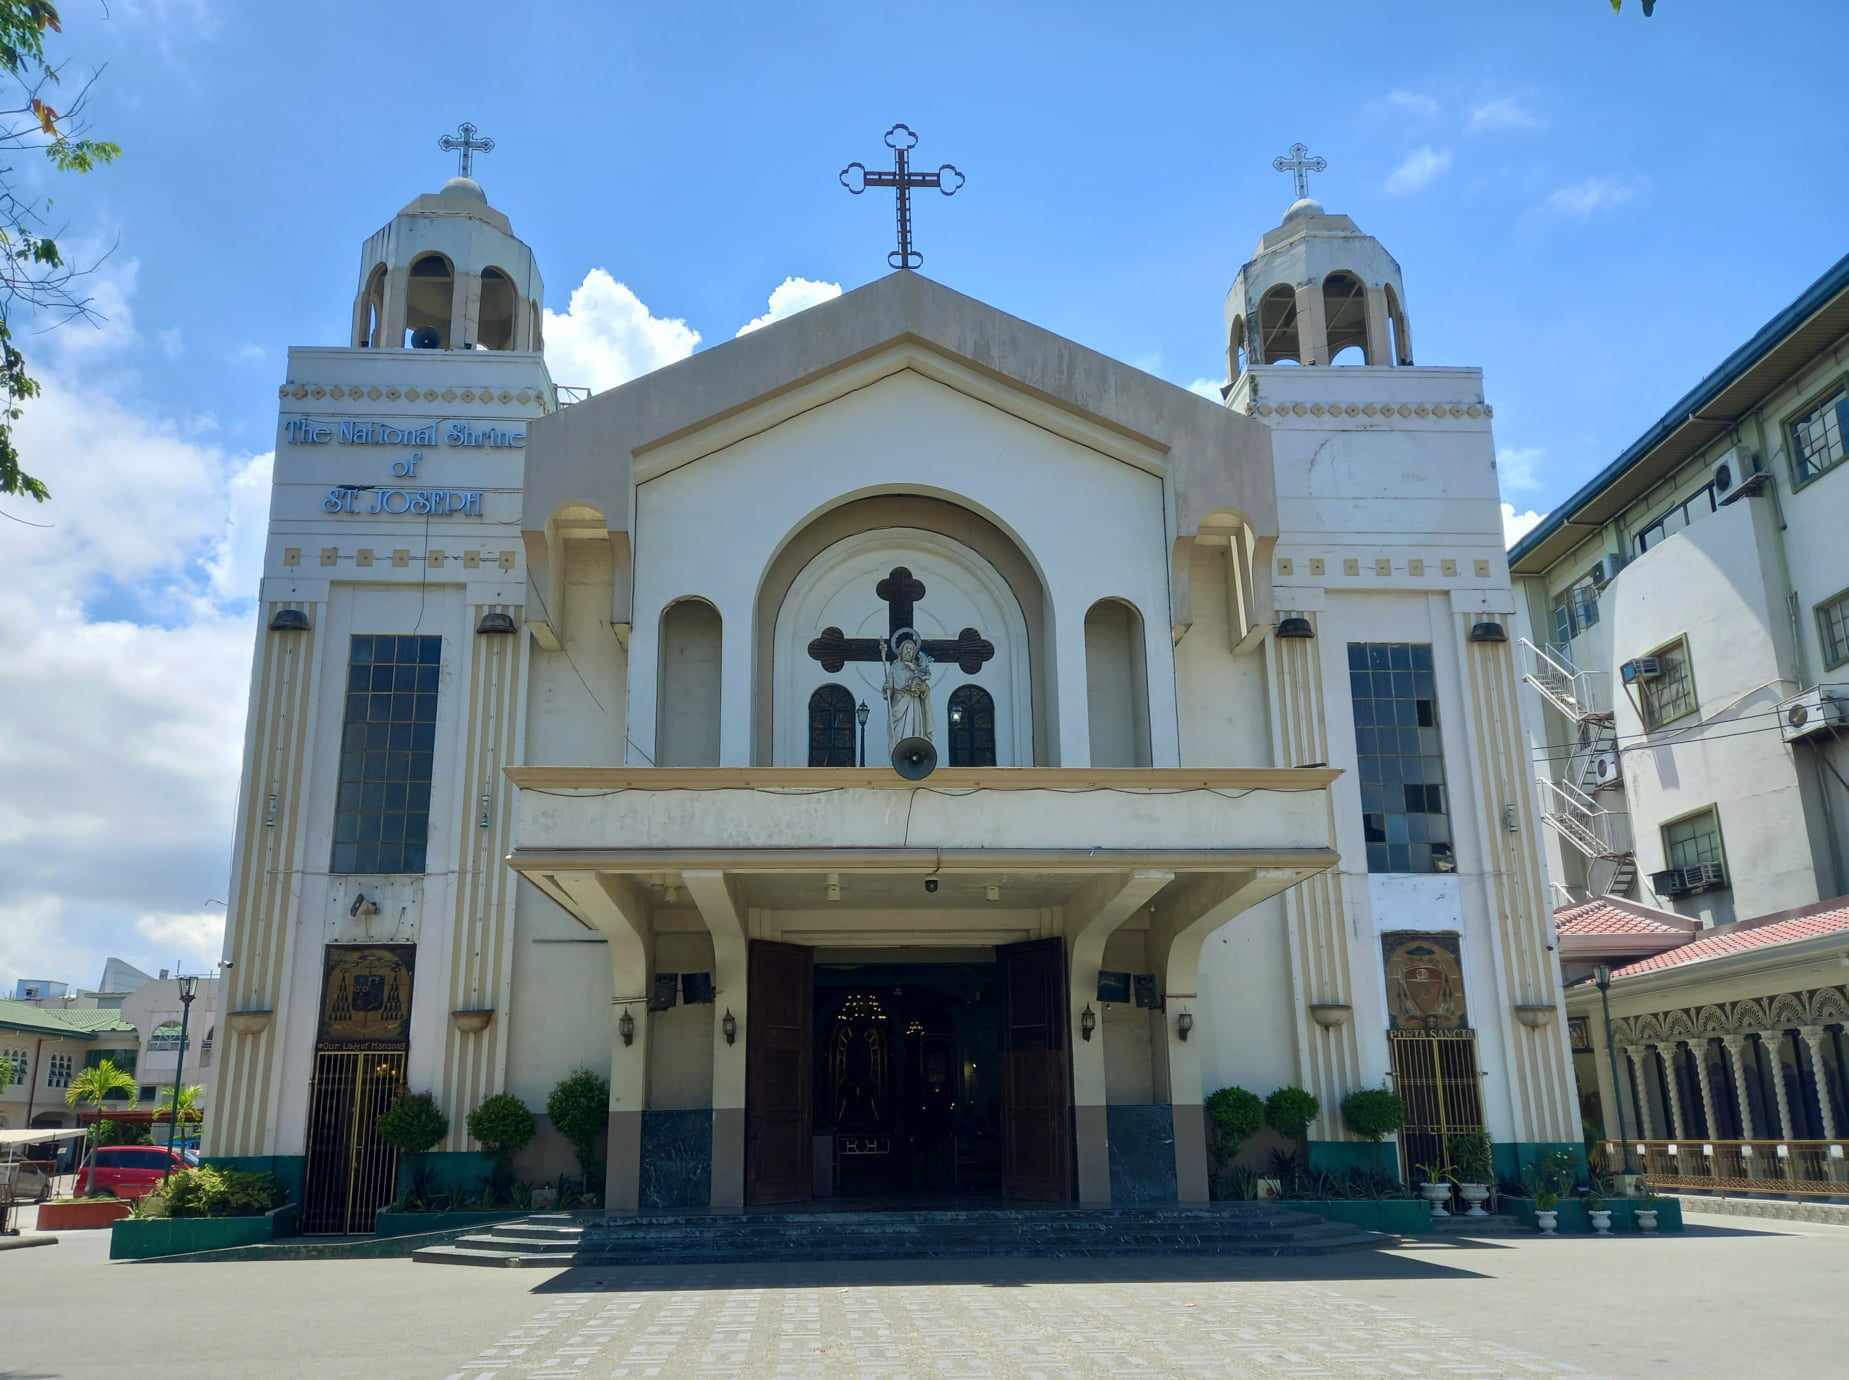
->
[317, 944, 416, 1047]
[1381, 932, 1467, 1031]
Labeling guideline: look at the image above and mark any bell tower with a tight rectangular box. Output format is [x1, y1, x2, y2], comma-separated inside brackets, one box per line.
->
[1225, 145, 1412, 378]
[351, 123, 545, 354]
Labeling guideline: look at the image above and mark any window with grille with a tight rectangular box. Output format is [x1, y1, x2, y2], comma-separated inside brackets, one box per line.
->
[1790, 385, 1847, 487]
[3, 1049, 24, 1085]
[807, 684, 857, 766]
[47, 1053, 72, 1089]
[1348, 643, 1453, 874]
[1818, 588, 1849, 671]
[947, 685, 996, 767]
[1662, 808, 1724, 872]
[332, 635, 441, 874]
[1639, 638, 1697, 729]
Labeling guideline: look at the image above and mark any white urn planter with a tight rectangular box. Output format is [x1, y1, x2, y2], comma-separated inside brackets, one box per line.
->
[1636, 1208, 1660, 1232]
[1458, 1183, 1491, 1217]
[1255, 1177, 1282, 1201]
[1420, 1182, 1453, 1217]
[1535, 1208, 1559, 1235]
[1589, 1208, 1613, 1235]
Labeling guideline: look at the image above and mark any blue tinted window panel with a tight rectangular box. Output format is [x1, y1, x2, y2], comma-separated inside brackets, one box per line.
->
[330, 635, 441, 875]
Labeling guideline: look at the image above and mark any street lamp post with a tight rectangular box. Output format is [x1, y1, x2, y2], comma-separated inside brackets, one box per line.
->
[1594, 964, 1632, 1173]
[855, 700, 870, 768]
[165, 974, 200, 1170]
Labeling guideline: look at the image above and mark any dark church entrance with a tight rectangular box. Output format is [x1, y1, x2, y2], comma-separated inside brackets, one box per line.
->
[743, 939, 1071, 1206]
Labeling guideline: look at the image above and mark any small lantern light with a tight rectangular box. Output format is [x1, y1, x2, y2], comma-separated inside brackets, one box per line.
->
[855, 701, 870, 728]
[268, 607, 310, 632]
[722, 1008, 737, 1045]
[1080, 1004, 1096, 1042]
[1469, 620, 1508, 643]
[618, 1008, 636, 1047]
[1176, 1010, 1194, 1042]
[476, 609, 517, 635]
[1276, 615, 1315, 640]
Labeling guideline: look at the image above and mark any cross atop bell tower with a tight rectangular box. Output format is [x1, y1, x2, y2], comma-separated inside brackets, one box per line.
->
[1270, 142, 1326, 201]
[438, 121, 495, 180]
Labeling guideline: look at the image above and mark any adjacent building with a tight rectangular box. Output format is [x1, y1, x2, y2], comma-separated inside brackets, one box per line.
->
[1510, 253, 1849, 1191]
[205, 146, 1578, 1234]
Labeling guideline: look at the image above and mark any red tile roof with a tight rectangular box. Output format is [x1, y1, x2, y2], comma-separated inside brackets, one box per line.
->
[1554, 898, 1692, 939]
[1608, 903, 1849, 979]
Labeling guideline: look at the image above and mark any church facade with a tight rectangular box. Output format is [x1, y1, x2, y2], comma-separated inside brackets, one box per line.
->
[204, 148, 1579, 1229]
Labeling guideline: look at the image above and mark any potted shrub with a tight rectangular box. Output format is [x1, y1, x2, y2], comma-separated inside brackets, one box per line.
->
[1263, 1088, 1318, 1199]
[1585, 1176, 1613, 1235]
[466, 1092, 536, 1199]
[1635, 1184, 1663, 1232]
[1414, 1159, 1456, 1216]
[376, 1091, 449, 1209]
[1448, 1129, 1494, 1217]
[546, 1068, 610, 1209]
[1339, 1086, 1406, 1179]
[1523, 1158, 1565, 1234]
[1204, 1085, 1265, 1200]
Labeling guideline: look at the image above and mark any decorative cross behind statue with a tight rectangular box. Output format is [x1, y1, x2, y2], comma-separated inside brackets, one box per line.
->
[806, 566, 996, 674]
[439, 121, 496, 179]
[1271, 141, 1326, 200]
[839, 123, 966, 270]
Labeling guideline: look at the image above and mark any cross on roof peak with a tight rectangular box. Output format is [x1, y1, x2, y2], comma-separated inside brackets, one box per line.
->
[1271, 141, 1327, 200]
[438, 121, 495, 180]
[839, 122, 966, 271]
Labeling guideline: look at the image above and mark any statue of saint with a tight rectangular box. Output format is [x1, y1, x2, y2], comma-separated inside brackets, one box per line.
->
[882, 629, 934, 745]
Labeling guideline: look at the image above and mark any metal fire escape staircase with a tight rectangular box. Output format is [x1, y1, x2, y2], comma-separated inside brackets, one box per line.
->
[1520, 639, 1636, 898]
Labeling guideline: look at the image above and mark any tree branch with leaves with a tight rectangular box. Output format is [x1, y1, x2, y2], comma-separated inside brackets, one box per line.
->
[0, 0, 118, 503]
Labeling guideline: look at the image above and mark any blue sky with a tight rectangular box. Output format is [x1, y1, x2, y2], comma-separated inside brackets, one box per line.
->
[4, 0, 1847, 991]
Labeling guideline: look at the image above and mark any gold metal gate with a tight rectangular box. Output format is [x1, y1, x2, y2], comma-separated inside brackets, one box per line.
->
[1389, 1028, 1485, 1182]
[301, 1049, 405, 1234]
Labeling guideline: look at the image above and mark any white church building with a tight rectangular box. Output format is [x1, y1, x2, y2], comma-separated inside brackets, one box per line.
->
[204, 136, 1579, 1231]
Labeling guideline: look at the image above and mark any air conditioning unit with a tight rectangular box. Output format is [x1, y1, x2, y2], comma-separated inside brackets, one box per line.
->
[1713, 448, 1765, 502]
[1621, 656, 1663, 685]
[1591, 752, 1622, 787]
[1587, 553, 1626, 587]
[1779, 686, 1848, 744]
[1651, 862, 1727, 899]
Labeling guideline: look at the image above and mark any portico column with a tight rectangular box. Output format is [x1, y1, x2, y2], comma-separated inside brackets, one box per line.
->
[1799, 1027, 1837, 1140]
[1692, 1040, 1721, 1139]
[1363, 284, 1391, 366]
[684, 870, 750, 1209]
[1720, 1036, 1756, 1139]
[1063, 870, 1173, 1206]
[1653, 1042, 1687, 1139]
[1766, 1033, 1797, 1140]
[381, 265, 410, 347]
[1293, 281, 1329, 366]
[1624, 1047, 1655, 1138]
[557, 872, 654, 1213]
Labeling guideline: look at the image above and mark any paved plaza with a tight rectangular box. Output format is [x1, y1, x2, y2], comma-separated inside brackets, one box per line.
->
[5, 1211, 1847, 1378]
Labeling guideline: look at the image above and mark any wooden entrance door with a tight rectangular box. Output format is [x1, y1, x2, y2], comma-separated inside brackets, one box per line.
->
[746, 940, 814, 1205]
[999, 937, 1073, 1201]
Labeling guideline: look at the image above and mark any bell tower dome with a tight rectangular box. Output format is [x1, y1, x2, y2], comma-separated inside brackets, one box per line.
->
[351, 124, 545, 353]
[1224, 148, 1412, 378]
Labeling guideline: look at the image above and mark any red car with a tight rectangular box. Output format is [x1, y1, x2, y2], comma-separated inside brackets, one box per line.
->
[75, 1146, 193, 1198]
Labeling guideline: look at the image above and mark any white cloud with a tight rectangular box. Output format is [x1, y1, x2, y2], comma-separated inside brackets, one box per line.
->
[1503, 503, 1546, 546]
[1497, 446, 1544, 494]
[542, 268, 700, 394]
[1385, 90, 1439, 120]
[1186, 378, 1224, 401]
[133, 910, 228, 973]
[227, 343, 265, 364]
[1385, 146, 1453, 196]
[735, 276, 843, 337]
[158, 326, 185, 359]
[45, 253, 139, 363]
[1543, 176, 1641, 218]
[1469, 96, 1545, 133]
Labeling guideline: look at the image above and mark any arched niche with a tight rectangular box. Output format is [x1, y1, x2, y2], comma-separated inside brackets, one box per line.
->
[752, 493, 1055, 765]
[1257, 284, 1301, 365]
[1084, 598, 1150, 767]
[657, 598, 722, 766]
[405, 253, 455, 349]
[1323, 271, 1369, 364]
[771, 527, 1031, 769]
[478, 266, 517, 350]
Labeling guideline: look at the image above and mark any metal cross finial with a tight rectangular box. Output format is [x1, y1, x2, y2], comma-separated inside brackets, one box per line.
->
[438, 121, 496, 179]
[839, 122, 966, 271]
[1271, 141, 1327, 200]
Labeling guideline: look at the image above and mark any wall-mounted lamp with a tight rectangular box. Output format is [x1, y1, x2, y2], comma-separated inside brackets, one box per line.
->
[618, 1008, 636, 1047]
[1276, 615, 1315, 640]
[476, 609, 517, 635]
[1176, 1010, 1194, 1042]
[268, 607, 310, 632]
[985, 884, 1001, 903]
[1080, 1004, 1096, 1042]
[1503, 802, 1518, 833]
[1469, 620, 1508, 643]
[722, 1008, 737, 1045]
[479, 792, 492, 829]
[826, 873, 842, 903]
[264, 792, 278, 830]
